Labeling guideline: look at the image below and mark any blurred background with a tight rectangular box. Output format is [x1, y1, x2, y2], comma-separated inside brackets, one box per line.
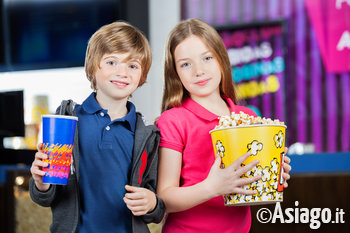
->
[0, 0, 349, 232]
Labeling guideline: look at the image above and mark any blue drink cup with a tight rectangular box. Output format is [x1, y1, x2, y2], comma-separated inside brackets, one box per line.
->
[41, 115, 78, 185]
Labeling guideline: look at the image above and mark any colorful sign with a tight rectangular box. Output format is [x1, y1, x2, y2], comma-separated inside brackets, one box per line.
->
[305, 0, 350, 72]
[218, 22, 286, 121]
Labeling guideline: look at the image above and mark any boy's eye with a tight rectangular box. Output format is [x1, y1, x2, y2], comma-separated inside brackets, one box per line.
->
[129, 63, 140, 69]
[106, 61, 116, 66]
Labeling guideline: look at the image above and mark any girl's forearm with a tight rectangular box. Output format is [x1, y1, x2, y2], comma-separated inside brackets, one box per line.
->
[159, 180, 215, 213]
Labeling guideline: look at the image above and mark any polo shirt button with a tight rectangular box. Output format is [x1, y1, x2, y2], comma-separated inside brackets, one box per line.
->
[106, 126, 110, 131]
[100, 112, 105, 117]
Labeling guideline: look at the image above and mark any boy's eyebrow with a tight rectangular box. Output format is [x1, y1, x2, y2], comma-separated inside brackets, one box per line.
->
[102, 55, 141, 63]
[102, 55, 118, 60]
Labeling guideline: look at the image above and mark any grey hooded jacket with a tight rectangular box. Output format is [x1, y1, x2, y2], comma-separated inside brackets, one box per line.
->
[29, 100, 165, 233]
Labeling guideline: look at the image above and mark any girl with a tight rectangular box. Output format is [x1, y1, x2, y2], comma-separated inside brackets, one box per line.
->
[156, 18, 291, 233]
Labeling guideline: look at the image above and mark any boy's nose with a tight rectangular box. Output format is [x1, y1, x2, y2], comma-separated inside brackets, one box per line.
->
[116, 63, 128, 76]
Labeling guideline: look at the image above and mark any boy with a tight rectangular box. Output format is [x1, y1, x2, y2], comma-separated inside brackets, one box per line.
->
[29, 21, 164, 233]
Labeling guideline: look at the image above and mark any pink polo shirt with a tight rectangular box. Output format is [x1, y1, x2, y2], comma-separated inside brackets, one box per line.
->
[156, 97, 257, 233]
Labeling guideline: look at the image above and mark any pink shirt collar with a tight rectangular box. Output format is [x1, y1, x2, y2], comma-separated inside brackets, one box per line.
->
[182, 96, 235, 121]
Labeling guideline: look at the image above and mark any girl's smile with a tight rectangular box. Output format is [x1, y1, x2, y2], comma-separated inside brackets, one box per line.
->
[194, 78, 211, 86]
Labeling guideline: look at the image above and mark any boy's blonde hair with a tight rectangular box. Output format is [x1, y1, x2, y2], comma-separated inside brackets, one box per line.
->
[161, 18, 237, 112]
[85, 21, 151, 90]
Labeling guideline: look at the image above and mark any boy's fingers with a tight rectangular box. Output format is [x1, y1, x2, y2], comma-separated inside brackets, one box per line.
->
[37, 143, 44, 151]
[33, 159, 48, 168]
[35, 152, 48, 160]
[125, 185, 144, 193]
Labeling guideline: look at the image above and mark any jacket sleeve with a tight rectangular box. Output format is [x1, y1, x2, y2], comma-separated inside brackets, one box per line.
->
[29, 177, 57, 207]
[140, 130, 165, 224]
[29, 99, 75, 208]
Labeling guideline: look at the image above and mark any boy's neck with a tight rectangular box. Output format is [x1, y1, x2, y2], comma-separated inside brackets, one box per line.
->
[95, 92, 129, 121]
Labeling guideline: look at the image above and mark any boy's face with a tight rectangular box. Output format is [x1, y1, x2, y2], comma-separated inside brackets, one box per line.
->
[95, 52, 142, 102]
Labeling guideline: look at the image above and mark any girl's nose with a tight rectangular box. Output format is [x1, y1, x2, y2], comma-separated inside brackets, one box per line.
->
[194, 63, 205, 77]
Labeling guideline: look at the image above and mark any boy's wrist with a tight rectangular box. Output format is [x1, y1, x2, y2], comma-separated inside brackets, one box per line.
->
[35, 182, 50, 192]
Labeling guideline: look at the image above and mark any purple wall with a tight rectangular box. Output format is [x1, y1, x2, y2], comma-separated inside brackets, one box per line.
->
[182, 0, 350, 153]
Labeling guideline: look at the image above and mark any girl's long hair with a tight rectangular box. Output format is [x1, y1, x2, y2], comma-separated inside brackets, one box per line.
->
[161, 18, 237, 113]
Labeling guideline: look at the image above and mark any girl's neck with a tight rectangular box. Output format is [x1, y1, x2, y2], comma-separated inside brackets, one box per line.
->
[190, 93, 231, 116]
[95, 92, 128, 121]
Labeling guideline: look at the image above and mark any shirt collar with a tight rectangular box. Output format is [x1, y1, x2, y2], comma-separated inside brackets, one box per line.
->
[122, 101, 136, 132]
[182, 96, 236, 121]
[82, 92, 136, 132]
[82, 92, 102, 114]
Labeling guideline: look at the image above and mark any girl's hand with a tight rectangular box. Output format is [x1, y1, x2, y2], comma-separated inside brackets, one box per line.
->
[30, 143, 50, 192]
[282, 147, 292, 188]
[204, 152, 261, 197]
[124, 185, 157, 216]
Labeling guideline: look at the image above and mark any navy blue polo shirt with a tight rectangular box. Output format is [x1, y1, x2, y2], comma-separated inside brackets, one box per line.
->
[76, 93, 136, 233]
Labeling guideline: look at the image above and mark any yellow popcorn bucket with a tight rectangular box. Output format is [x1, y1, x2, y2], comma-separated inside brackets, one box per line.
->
[210, 124, 286, 206]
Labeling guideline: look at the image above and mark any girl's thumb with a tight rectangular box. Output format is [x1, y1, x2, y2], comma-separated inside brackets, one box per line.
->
[213, 155, 222, 168]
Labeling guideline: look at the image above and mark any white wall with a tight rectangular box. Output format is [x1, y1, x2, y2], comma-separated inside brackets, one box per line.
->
[131, 0, 180, 123]
[0, 0, 180, 124]
[0, 67, 91, 124]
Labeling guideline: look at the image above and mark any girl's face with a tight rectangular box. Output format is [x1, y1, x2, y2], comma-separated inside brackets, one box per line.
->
[174, 35, 222, 99]
[95, 52, 142, 102]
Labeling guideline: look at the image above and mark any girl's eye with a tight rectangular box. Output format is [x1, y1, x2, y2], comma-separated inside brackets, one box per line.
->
[204, 56, 213, 61]
[180, 62, 190, 68]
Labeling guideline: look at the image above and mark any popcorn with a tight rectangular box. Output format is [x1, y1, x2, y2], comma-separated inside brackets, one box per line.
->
[224, 158, 284, 205]
[215, 111, 285, 129]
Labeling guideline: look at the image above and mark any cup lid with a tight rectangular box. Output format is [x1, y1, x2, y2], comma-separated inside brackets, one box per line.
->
[41, 114, 78, 121]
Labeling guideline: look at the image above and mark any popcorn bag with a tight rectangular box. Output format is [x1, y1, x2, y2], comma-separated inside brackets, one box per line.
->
[210, 112, 286, 206]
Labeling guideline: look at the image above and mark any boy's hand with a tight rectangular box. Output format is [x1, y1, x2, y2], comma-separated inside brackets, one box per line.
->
[123, 185, 157, 216]
[30, 143, 50, 192]
[282, 147, 292, 188]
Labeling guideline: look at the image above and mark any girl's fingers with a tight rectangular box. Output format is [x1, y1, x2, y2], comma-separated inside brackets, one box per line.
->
[236, 175, 261, 187]
[282, 172, 290, 181]
[283, 163, 292, 173]
[236, 159, 260, 176]
[233, 187, 258, 196]
[230, 152, 252, 170]
[284, 155, 291, 164]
